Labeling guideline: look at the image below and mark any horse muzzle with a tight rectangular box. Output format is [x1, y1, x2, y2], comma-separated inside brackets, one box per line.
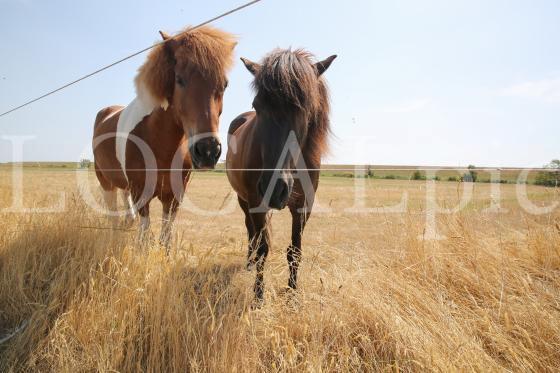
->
[190, 137, 222, 169]
[257, 172, 293, 210]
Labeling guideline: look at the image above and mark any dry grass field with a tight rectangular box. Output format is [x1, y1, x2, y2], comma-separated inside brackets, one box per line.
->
[0, 169, 559, 371]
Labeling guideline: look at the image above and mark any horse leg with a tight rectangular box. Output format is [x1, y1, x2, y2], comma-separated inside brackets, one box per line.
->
[249, 211, 271, 302]
[237, 197, 256, 270]
[159, 197, 178, 253]
[122, 190, 137, 227]
[287, 169, 318, 291]
[96, 163, 119, 228]
[102, 188, 118, 228]
[136, 202, 151, 245]
[287, 206, 311, 290]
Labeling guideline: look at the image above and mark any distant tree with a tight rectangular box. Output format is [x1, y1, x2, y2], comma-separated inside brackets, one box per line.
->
[366, 165, 374, 178]
[467, 165, 478, 182]
[535, 159, 560, 187]
[79, 159, 92, 169]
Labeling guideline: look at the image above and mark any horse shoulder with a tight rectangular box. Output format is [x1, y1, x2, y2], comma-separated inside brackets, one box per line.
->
[228, 111, 256, 135]
[226, 112, 259, 202]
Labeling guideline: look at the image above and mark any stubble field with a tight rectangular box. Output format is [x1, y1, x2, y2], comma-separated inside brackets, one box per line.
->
[0, 169, 559, 371]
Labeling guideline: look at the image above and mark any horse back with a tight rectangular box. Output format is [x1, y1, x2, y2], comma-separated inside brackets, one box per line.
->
[94, 106, 124, 131]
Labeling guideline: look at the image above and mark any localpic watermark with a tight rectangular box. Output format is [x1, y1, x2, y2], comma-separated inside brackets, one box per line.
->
[1, 134, 558, 241]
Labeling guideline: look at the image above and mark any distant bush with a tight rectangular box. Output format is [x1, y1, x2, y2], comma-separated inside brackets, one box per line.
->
[535, 172, 559, 187]
[481, 179, 509, 184]
[411, 171, 425, 181]
[448, 176, 459, 182]
[384, 175, 396, 180]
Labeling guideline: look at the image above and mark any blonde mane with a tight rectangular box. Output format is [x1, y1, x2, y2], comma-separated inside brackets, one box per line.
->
[135, 26, 237, 106]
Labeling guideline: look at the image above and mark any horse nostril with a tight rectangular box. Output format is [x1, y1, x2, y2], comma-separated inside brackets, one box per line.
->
[215, 143, 222, 159]
[278, 181, 289, 200]
[194, 142, 205, 159]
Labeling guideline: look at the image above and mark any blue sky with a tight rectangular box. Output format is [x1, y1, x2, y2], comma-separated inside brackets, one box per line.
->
[0, 0, 559, 167]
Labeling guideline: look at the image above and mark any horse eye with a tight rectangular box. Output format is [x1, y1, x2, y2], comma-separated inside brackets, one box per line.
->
[176, 76, 186, 87]
[224, 80, 229, 90]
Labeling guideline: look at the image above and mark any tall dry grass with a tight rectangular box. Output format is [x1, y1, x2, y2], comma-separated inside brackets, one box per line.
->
[0, 172, 559, 371]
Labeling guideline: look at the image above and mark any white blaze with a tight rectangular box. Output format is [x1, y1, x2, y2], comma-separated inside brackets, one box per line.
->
[115, 84, 167, 182]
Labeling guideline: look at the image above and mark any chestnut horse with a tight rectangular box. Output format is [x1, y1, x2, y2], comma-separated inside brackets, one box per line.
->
[226, 49, 336, 301]
[93, 26, 236, 248]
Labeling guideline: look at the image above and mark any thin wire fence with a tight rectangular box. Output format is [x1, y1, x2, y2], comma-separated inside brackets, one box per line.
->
[2, 167, 557, 172]
[0, 0, 263, 118]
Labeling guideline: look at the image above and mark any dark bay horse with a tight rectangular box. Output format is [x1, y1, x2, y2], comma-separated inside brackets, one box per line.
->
[93, 26, 236, 248]
[226, 49, 336, 300]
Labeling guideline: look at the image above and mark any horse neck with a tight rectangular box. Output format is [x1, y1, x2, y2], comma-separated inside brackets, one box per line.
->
[301, 133, 321, 169]
[143, 108, 184, 146]
[248, 112, 320, 169]
[303, 106, 329, 168]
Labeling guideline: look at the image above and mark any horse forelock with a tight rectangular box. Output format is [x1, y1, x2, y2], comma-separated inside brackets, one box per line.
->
[134, 26, 237, 105]
[254, 49, 321, 113]
[173, 26, 237, 84]
[253, 49, 331, 163]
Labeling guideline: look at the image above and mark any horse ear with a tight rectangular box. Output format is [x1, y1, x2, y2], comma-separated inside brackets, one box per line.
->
[315, 55, 337, 76]
[159, 30, 179, 52]
[159, 30, 171, 40]
[240, 57, 260, 76]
